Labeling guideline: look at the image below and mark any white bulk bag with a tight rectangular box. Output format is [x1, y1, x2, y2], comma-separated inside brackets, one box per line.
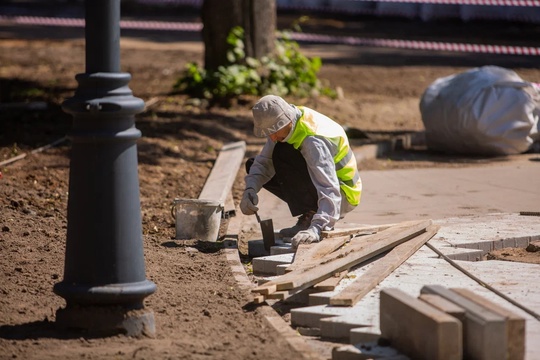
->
[419, 66, 540, 155]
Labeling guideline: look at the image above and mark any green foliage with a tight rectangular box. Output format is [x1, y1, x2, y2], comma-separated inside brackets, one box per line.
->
[174, 26, 335, 103]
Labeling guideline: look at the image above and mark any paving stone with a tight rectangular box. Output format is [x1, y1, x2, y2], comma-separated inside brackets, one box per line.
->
[320, 316, 371, 340]
[271, 244, 295, 255]
[452, 288, 526, 360]
[349, 328, 382, 345]
[332, 342, 408, 360]
[252, 253, 293, 275]
[276, 263, 289, 276]
[291, 305, 351, 328]
[380, 288, 462, 360]
[418, 293, 467, 324]
[248, 239, 270, 257]
[420, 285, 507, 360]
[431, 245, 484, 261]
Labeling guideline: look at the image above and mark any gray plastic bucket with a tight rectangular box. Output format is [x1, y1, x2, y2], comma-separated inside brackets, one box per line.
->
[173, 198, 223, 242]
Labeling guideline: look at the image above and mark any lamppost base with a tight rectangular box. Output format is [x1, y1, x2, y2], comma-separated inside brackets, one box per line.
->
[55, 305, 156, 338]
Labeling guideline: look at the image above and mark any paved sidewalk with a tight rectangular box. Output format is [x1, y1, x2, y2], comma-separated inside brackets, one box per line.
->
[250, 154, 540, 359]
[258, 154, 540, 231]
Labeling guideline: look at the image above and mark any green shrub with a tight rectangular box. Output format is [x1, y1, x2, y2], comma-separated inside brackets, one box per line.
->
[174, 26, 335, 103]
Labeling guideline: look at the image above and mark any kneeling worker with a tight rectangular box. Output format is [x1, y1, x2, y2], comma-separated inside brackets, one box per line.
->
[240, 95, 362, 248]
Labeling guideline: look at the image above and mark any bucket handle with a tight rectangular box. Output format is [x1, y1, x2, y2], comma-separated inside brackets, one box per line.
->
[170, 200, 225, 220]
[170, 202, 176, 221]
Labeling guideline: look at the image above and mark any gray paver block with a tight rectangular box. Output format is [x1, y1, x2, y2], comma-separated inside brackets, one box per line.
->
[291, 305, 351, 328]
[248, 239, 269, 257]
[433, 214, 540, 255]
[349, 328, 382, 345]
[271, 244, 294, 255]
[252, 253, 293, 275]
[275, 263, 289, 276]
[434, 246, 484, 261]
[320, 315, 371, 340]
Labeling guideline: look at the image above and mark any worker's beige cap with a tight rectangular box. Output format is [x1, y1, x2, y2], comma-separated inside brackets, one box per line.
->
[252, 95, 296, 137]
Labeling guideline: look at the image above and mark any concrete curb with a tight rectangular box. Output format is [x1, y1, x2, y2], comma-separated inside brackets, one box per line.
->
[223, 210, 326, 360]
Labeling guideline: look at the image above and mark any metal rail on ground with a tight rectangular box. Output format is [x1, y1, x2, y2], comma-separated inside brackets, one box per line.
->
[425, 241, 540, 321]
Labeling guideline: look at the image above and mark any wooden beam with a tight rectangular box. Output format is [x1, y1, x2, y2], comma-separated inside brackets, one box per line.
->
[329, 225, 439, 306]
[252, 283, 277, 295]
[285, 235, 350, 273]
[198, 141, 246, 207]
[252, 295, 266, 304]
[316, 219, 432, 271]
[252, 219, 432, 296]
[314, 271, 348, 291]
[321, 223, 395, 239]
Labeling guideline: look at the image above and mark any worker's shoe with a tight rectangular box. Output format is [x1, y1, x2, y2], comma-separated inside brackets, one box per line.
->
[280, 210, 316, 239]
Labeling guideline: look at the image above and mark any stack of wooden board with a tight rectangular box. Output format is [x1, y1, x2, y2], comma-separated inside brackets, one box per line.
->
[251, 219, 439, 305]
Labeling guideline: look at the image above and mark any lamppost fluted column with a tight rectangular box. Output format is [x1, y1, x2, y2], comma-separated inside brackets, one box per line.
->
[53, 0, 156, 337]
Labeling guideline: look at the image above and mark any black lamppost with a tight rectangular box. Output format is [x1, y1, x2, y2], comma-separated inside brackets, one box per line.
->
[53, 0, 156, 337]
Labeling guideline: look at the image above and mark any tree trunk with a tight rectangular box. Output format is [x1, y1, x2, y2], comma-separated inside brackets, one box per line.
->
[201, 0, 276, 71]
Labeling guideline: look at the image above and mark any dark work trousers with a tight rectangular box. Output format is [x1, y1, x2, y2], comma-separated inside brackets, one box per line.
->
[246, 142, 318, 217]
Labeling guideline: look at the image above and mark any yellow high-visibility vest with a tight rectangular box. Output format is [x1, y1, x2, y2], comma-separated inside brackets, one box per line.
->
[287, 107, 362, 206]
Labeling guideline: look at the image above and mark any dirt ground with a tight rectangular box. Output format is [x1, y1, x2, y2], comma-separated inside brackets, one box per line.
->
[1, 5, 540, 360]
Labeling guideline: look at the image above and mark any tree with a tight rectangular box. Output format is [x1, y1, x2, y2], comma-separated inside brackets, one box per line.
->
[175, 0, 334, 102]
[201, 0, 276, 71]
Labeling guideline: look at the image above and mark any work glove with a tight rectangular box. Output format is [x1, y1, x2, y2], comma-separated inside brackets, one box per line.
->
[240, 188, 259, 215]
[291, 227, 320, 249]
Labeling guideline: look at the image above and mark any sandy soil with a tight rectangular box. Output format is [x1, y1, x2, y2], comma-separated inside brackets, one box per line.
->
[1, 6, 539, 360]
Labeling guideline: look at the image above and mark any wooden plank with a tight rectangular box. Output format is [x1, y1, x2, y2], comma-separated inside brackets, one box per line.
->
[380, 288, 462, 360]
[285, 236, 350, 273]
[266, 291, 290, 300]
[316, 219, 432, 270]
[252, 283, 277, 295]
[313, 271, 348, 291]
[198, 141, 246, 206]
[287, 244, 310, 270]
[321, 223, 394, 239]
[421, 285, 508, 360]
[451, 288, 525, 360]
[253, 220, 430, 295]
[252, 295, 266, 304]
[264, 287, 325, 305]
[329, 225, 439, 306]
[252, 219, 432, 296]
